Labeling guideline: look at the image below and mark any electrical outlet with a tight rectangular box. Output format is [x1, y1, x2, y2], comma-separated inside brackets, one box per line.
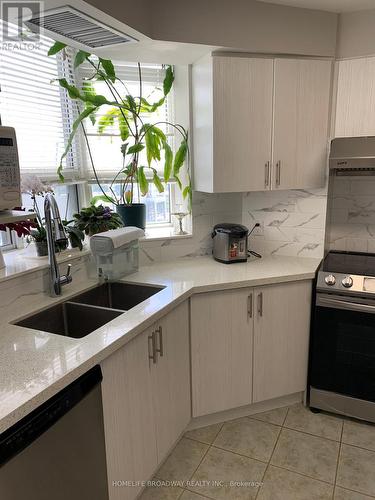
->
[252, 222, 264, 236]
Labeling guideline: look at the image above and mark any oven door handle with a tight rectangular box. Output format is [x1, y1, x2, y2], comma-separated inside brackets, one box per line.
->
[316, 295, 375, 314]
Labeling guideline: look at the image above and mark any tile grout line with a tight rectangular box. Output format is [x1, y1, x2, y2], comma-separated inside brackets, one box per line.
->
[281, 405, 290, 427]
[332, 421, 344, 500]
[268, 463, 336, 487]
[255, 417, 285, 499]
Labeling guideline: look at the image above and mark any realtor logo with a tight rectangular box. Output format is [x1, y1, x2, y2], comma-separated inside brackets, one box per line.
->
[1, 0, 43, 44]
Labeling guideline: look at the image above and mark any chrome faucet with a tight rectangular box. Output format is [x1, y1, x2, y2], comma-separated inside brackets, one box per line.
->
[44, 193, 73, 297]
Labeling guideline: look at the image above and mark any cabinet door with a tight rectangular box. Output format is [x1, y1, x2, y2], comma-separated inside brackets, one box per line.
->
[151, 301, 191, 461]
[335, 57, 375, 137]
[213, 56, 273, 192]
[253, 281, 312, 403]
[272, 58, 332, 190]
[101, 327, 158, 500]
[191, 288, 254, 417]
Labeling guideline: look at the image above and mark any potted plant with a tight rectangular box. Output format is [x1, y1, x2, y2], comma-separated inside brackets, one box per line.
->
[73, 204, 123, 237]
[21, 175, 54, 256]
[48, 43, 191, 230]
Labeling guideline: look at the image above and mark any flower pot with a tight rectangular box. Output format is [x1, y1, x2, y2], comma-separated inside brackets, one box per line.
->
[116, 203, 146, 230]
[35, 241, 48, 257]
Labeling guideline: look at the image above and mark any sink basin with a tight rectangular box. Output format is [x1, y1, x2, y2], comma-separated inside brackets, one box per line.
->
[72, 282, 164, 311]
[14, 302, 123, 338]
[13, 281, 164, 338]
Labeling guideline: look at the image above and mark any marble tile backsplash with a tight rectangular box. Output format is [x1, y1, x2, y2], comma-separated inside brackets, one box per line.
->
[139, 191, 243, 265]
[242, 188, 328, 258]
[328, 177, 375, 253]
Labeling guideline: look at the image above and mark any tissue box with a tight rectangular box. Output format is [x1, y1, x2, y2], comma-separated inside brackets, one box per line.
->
[90, 227, 144, 280]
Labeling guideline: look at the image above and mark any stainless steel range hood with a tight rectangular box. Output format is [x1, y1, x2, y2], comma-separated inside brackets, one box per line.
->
[329, 136, 375, 175]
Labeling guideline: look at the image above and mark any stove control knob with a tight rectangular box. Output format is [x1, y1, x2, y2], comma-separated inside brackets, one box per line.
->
[342, 276, 353, 288]
[325, 274, 336, 286]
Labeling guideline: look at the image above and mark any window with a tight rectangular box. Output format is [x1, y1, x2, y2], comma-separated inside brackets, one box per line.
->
[0, 24, 187, 238]
[78, 62, 174, 180]
[90, 182, 171, 226]
[0, 21, 79, 179]
[78, 61, 178, 228]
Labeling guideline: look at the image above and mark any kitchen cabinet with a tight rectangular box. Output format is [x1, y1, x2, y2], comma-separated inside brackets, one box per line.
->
[101, 300, 190, 500]
[335, 56, 375, 137]
[190, 281, 312, 417]
[192, 54, 332, 193]
[101, 324, 157, 500]
[272, 58, 332, 190]
[252, 281, 312, 403]
[191, 287, 254, 417]
[150, 300, 191, 460]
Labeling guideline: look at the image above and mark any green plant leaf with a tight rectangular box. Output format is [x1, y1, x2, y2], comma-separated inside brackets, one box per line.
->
[98, 110, 116, 134]
[58, 78, 81, 99]
[174, 174, 182, 190]
[173, 139, 188, 175]
[153, 171, 164, 193]
[48, 41, 67, 56]
[137, 167, 148, 196]
[163, 66, 174, 96]
[120, 143, 128, 157]
[152, 126, 166, 143]
[163, 142, 173, 182]
[74, 50, 90, 68]
[143, 125, 162, 165]
[128, 143, 145, 154]
[151, 97, 165, 112]
[90, 194, 116, 205]
[183, 185, 191, 199]
[86, 94, 109, 106]
[118, 113, 130, 141]
[126, 94, 137, 113]
[100, 58, 116, 82]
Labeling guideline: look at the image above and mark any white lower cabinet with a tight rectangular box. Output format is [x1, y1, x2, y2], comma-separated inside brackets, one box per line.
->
[191, 287, 254, 417]
[101, 300, 190, 500]
[252, 281, 312, 403]
[190, 280, 312, 417]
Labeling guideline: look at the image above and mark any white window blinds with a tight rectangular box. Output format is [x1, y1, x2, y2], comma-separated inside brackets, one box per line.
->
[0, 22, 79, 180]
[77, 61, 174, 179]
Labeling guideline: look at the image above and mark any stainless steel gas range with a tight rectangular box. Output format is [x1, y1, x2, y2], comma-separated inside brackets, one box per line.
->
[309, 250, 375, 422]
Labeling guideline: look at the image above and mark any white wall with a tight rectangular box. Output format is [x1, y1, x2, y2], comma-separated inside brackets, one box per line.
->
[83, 0, 338, 58]
[337, 9, 375, 59]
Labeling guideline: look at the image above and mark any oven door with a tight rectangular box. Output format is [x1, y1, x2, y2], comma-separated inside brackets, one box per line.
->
[310, 293, 375, 402]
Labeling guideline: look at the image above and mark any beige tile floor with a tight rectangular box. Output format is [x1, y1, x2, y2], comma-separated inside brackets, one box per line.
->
[139, 403, 375, 500]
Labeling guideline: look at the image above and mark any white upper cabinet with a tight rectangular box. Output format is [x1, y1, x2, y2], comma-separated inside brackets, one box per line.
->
[272, 58, 332, 190]
[192, 54, 332, 193]
[335, 57, 375, 138]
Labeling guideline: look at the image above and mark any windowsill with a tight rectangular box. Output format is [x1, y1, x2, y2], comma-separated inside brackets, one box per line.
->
[0, 227, 193, 283]
[142, 226, 192, 242]
[0, 245, 91, 284]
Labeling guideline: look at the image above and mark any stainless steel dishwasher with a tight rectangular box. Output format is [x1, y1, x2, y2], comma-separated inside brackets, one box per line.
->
[0, 366, 109, 500]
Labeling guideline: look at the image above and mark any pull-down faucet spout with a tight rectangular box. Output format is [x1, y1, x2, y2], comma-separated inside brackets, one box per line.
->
[44, 193, 73, 297]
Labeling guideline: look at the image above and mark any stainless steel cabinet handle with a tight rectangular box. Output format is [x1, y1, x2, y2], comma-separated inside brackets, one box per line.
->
[148, 331, 157, 364]
[276, 161, 281, 187]
[155, 326, 164, 357]
[247, 294, 253, 319]
[257, 292, 263, 317]
[264, 162, 270, 188]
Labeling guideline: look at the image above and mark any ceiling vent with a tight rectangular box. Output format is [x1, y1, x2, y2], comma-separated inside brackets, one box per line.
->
[25, 6, 138, 50]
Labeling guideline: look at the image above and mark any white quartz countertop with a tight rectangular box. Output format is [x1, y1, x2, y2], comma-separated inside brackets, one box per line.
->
[0, 254, 320, 434]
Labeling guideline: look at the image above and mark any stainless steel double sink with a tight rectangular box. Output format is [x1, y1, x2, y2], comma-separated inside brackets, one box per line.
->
[14, 282, 164, 339]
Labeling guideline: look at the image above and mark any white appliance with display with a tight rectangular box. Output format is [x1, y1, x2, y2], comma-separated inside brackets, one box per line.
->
[0, 126, 21, 210]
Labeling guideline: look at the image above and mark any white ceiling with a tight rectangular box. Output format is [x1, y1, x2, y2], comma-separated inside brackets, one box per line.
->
[257, 0, 375, 13]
